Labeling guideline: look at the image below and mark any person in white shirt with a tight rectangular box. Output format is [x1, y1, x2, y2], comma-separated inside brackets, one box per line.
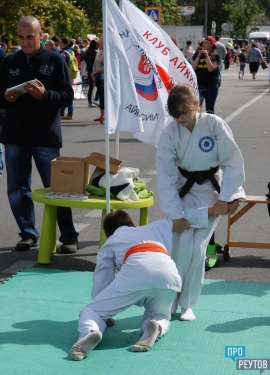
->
[156, 83, 245, 321]
[183, 40, 194, 61]
[71, 207, 214, 361]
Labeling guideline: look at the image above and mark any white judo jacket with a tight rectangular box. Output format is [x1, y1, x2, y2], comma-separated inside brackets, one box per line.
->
[156, 113, 246, 220]
[92, 214, 209, 299]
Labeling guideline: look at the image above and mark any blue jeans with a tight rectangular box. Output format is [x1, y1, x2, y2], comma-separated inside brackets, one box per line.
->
[198, 84, 219, 114]
[88, 71, 99, 105]
[60, 102, 74, 117]
[0, 143, 4, 175]
[5, 145, 78, 243]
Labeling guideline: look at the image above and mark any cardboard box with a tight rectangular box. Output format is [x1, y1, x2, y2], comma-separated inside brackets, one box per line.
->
[84, 152, 123, 174]
[50, 156, 90, 194]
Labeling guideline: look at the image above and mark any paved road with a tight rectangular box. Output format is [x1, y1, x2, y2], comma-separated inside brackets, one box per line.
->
[1, 63, 270, 284]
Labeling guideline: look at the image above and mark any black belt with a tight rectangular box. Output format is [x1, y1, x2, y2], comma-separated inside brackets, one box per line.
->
[178, 166, 220, 198]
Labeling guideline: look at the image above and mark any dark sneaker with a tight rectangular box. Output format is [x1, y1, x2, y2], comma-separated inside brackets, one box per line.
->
[15, 238, 37, 251]
[60, 240, 78, 254]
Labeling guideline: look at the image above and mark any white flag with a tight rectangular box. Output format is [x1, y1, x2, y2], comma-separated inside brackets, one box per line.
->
[106, 0, 144, 135]
[121, 0, 198, 95]
[106, 0, 170, 145]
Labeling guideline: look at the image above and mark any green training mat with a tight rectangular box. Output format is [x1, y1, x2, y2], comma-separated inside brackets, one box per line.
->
[0, 268, 270, 375]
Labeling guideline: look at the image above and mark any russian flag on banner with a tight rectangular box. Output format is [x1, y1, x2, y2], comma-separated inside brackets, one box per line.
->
[106, 0, 198, 145]
[106, 0, 169, 145]
[121, 0, 198, 96]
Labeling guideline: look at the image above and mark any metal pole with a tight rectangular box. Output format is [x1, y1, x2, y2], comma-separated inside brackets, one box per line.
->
[102, 0, 111, 214]
[204, 0, 208, 37]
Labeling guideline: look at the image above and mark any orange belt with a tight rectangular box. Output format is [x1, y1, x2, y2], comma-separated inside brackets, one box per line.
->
[124, 242, 169, 263]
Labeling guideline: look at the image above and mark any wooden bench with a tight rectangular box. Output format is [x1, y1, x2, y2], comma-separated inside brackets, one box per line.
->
[224, 195, 270, 259]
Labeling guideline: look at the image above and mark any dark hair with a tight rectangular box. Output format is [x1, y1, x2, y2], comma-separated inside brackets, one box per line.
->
[186, 40, 192, 45]
[215, 35, 220, 41]
[103, 210, 135, 237]
[167, 84, 200, 119]
[51, 36, 59, 43]
[60, 37, 69, 46]
[73, 44, 80, 54]
[251, 42, 257, 48]
[89, 40, 97, 50]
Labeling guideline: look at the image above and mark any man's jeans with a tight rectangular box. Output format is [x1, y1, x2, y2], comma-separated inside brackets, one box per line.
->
[0, 143, 4, 175]
[60, 102, 74, 117]
[198, 84, 219, 114]
[5, 145, 78, 243]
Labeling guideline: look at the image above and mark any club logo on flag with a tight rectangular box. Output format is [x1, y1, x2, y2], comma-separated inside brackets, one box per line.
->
[125, 48, 158, 101]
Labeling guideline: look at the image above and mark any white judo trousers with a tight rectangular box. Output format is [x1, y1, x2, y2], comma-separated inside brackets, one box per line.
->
[78, 279, 175, 340]
[172, 216, 219, 310]
[156, 113, 246, 311]
[77, 219, 183, 341]
[173, 180, 220, 309]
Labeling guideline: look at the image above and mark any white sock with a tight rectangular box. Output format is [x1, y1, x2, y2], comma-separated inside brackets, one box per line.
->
[131, 320, 160, 352]
[180, 308, 196, 321]
[71, 330, 102, 360]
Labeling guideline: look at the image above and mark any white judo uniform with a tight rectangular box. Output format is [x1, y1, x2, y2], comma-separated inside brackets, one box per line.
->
[77, 213, 209, 340]
[156, 112, 245, 310]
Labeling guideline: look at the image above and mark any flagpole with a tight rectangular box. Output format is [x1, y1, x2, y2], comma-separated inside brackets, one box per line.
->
[114, 0, 123, 160]
[102, 0, 110, 215]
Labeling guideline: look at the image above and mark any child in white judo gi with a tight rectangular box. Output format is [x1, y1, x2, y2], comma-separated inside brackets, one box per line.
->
[156, 83, 245, 321]
[71, 208, 215, 360]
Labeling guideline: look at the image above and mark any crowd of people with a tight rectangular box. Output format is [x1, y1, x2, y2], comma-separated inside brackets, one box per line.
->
[0, 31, 103, 122]
[0, 17, 266, 361]
[182, 35, 269, 81]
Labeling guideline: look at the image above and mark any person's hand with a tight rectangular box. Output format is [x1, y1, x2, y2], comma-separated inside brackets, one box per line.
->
[25, 79, 45, 100]
[228, 200, 240, 215]
[172, 218, 190, 233]
[212, 200, 228, 217]
[4, 89, 22, 102]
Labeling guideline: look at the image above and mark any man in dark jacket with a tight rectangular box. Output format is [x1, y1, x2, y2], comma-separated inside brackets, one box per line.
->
[0, 16, 79, 252]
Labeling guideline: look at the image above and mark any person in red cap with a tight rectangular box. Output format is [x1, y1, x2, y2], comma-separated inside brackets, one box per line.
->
[191, 36, 220, 114]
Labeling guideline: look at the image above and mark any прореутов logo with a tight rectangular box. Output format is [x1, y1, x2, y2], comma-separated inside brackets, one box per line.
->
[225, 346, 270, 373]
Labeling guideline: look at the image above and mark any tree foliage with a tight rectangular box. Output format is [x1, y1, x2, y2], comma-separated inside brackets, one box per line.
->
[222, 0, 261, 38]
[0, 0, 91, 44]
[177, 0, 269, 36]
[130, 0, 184, 26]
[75, 0, 183, 28]
[1, 0, 270, 44]
[74, 0, 102, 31]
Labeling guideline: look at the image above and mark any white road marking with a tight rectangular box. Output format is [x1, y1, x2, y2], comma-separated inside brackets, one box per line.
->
[141, 178, 152, 183]
[224, 88, 269, 124]
[147, 170, 157, 174]
[85, 210, 102, 217]
[3, 260, 36, 274]
[74, 223, 90, 232]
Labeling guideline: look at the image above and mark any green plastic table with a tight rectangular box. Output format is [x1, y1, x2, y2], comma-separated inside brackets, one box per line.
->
[32, 188, 154, 264]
